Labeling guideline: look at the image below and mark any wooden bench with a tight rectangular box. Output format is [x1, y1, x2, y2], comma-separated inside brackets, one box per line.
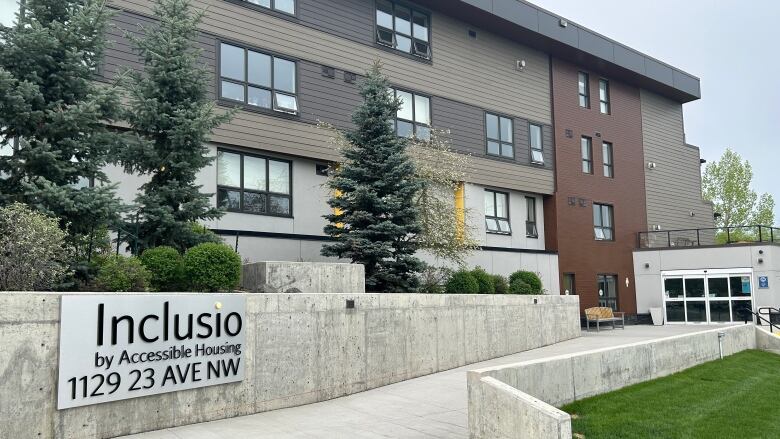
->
[585, 307, 625, 332]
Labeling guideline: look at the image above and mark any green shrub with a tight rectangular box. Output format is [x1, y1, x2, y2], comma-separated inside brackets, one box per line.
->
[492, 274, 509, 294]
[183, 243, 241, 292]
[470, 267, 495, 294]
[445, 270, 479, 294]
[508, 277, 535, 295]
[140, 246, 185, 292]
[96, 255, 150, 292]
[509, 270, 543, 293]
[0, 203, 70, 291]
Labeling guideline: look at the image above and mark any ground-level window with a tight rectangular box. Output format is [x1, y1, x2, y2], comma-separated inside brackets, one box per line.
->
[593, 203, 614, 241]
[664, 273, 753, 323]
[216, 149, 292, 216]
[390, 88, 431, 141]
[563, 273, 576, 295]
[484, 189, 510, 234]
[525, 196, 538, 238]
[598, 274, 618, 310]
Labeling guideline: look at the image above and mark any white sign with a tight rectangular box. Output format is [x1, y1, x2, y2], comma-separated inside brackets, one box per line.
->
[57, 294, 246, 409]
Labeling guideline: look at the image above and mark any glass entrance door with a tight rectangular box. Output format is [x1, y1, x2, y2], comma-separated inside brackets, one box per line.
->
[663, 271, 753, 324]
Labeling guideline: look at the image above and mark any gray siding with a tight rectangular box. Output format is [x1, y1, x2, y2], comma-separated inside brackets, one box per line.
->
[297, 0, 375, 46]
[640, 89, 714, 231]
[110, 0, 552, 124]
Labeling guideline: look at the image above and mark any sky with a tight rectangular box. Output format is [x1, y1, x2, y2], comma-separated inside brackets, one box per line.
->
[531, 0, 780, 221]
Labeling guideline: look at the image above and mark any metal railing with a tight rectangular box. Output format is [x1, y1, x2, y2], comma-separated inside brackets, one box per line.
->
[637, 225, 780, 249]
[739, 307, 780, 334]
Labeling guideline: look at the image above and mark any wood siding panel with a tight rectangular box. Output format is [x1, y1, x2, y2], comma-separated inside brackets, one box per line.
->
[109, 0, 551, 124]
[640, 90, 714, 230]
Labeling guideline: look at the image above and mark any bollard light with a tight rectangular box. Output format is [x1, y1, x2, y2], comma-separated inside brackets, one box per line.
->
[718, 332, 726, 360]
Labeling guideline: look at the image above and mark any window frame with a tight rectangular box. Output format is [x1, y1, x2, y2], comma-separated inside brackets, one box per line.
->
[593, 202, 615, 242]
[390, 87, 432, 141]
[578, 71, 590, 108]
[485, 112, 515, 159]
[227, 0, 297, 17]
[375, 0, 432, 61]
[581, 136, 593, 174]
[217, 40, 300, 117]
[597, 274, 619, 311]
[525, 196, 538, 238]
[602, 141, 614, 178]
[216, 148, 294, 218]
[484, 189, 511, 235]
[599, 78, 611, 114]
[528, 122, 544, 165]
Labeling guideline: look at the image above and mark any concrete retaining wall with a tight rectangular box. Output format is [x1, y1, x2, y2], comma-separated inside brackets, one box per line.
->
[468, 324, 758, 439]
[241, 261, 365, 294]
[0, 292, 580, 439]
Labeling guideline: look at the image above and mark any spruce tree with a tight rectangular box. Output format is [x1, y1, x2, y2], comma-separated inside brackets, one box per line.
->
[0, 0, 124, 239]
[118, 0, 232, 253]
[322, 62, 424, 292]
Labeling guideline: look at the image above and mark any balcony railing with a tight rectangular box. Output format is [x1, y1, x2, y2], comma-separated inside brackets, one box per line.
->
[637, 225, 780, 249]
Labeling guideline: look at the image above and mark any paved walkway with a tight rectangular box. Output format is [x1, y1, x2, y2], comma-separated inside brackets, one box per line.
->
[127, 325, 725, 439]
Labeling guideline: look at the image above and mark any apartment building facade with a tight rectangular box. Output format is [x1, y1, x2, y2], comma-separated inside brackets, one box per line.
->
[2, 0, 715, 306]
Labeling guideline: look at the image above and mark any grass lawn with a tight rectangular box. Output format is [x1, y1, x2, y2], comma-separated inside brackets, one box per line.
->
[562, 350, 780, 439]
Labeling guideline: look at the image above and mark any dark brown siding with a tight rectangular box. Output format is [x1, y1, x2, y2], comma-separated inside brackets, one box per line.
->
[550, 58, 648, 315]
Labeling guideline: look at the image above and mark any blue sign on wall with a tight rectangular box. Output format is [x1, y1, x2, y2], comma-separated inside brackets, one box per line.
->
[758, 276, 769, 289]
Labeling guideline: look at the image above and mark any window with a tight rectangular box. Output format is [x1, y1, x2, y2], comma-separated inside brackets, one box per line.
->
[486, 113, 513, 158]
[563, 273, 576, 295]
[390, 88, 431, 140]
[581, 136, 593, 174]
[529, 123, 544, 165]
[602, 141, 613, 178]
[593, 203, 614, 241]
[376, 0, 430, 59]
[484, 190, 510, 234]
[525, 196, 538, 238]
[219, 43, 298, 115]
[599, 79, 610, 114]
[216, 150, 292, 216]
[578, 72, 590, 108]
[238, 0, 295, 15]
[598, 274, 618, 311]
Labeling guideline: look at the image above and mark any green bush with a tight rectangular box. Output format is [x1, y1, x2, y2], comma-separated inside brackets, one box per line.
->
[509, 270, 543, 293]
[492, 274, 509, 294]
[417, 266, 453, 294]
[183, 243, 241, 292]
[140, 246, 185, 292]
[508, 277, 535, 295]
[96, 255, 150, 292]
[470, 267, 495, 294]
[445, 270, 479, 294]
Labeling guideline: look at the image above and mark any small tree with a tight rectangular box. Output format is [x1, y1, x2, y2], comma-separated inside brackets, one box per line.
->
[0, 203, 70, 291]
[0, 0, 125, 240]
[321, 62, 424, 292]
[117, 0, 232, 253]
[703, 148, 775, 242]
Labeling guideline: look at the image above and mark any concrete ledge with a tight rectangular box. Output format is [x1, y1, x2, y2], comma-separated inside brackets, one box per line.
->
[241, 261, 365, 294]
[0, 292, 579, 439]
[468, 324, 761, 439]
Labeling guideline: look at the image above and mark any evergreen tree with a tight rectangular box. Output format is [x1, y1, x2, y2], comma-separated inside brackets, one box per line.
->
[118, 0, 232, 253]
[0, 0, 124, 240]
[322, 62, 424, 292]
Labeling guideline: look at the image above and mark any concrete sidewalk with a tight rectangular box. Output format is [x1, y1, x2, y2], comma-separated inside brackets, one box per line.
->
[125, 325, 725, 439]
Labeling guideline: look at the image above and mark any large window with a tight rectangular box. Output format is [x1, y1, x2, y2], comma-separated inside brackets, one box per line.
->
[486, 113, 513, 158]
[484, 190, 510, 234]
[664, 273, 753, 323]
[217, 150, 292, 216]
[593, 203, 614, 241]
[599, 79, 610, 114]
[391, 88, 430, 140]
[219, 43, 298, 115]
[525, 196, 538, 238]
[237, 0, 294, 14]
[581, 136, 593, 174]
[602, 141, 614, 178]
[578, 72, 590, 108]
[529, 123, 544, 165]
[598, 274, 618, 311]
[376, 0, 430, 59]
